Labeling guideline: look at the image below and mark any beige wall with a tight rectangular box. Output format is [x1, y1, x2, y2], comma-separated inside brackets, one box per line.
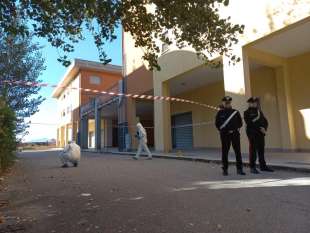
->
[221, 0, 310, 46]
[246, 51, 310, 150]
[171, 81, 225, 148]
[57, 74, 80, 127]
[288, 52, 310, 149]
[250, 67, 282, 149]
[122, 0, 310, 152]
[123, 32, 148, 76]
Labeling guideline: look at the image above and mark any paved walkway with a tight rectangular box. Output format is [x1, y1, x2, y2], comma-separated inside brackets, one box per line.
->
[95, 148, 310, 173]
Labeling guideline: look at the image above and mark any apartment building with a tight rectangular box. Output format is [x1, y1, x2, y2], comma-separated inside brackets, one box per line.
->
[122, 0, 310, 153]
[52, 59, 122, 148]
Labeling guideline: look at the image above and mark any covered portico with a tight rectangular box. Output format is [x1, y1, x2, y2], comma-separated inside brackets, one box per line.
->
[243, 16, 310, 151]
[154, 17, 310, 153]
[153, 50, 226, 152]
[80, 84, 120, 151]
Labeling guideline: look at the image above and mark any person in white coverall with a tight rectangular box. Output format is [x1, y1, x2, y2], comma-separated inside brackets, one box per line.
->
[133, 122, 152, 160]
[59, 141, 81, 168]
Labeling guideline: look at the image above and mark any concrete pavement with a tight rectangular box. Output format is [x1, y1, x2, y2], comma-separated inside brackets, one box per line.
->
[103, 148, 310, 173]
[0, 151, 310, 233]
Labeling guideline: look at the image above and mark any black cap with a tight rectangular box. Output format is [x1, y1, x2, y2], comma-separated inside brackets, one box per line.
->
[247, 97, 259, 103]
[222, 96, 232, 102]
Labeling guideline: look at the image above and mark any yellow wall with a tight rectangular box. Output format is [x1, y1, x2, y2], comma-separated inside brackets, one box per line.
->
[171, 81, 225, 148]
[288, 52, 310, 149]
[123, 1, 310, 152]
[250, 67, 282, 149]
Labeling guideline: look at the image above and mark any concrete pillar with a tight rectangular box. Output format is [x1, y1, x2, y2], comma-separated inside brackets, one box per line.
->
[64, 124, 68, 146]
[154, 81, 172, 152]
[60, 126, 65, 148]
[106, 119, 113, 147]
[222, 47, 252, 153]
[126, 98, 137, 149]
[100, 119, 105, 149]
[275, 65, 296, 150]
[56, 128, 60, 147]
[95, 99, 101, 150]
[80, 117, 89, 149]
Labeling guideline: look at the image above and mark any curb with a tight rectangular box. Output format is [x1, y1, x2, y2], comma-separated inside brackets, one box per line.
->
[83, 150, 310, 174]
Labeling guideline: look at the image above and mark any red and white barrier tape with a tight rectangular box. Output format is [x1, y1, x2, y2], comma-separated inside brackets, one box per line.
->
[29, 121, 215, 129]
[1, 80, 219, 111]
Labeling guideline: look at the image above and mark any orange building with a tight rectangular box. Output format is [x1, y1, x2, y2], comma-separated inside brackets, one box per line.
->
[52, 59, 122, 148]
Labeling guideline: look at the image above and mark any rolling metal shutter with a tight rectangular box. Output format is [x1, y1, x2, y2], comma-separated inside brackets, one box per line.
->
[172, 112, 193, 149]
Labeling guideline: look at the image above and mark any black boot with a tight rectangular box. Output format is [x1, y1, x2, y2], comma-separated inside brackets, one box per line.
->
[237, 169, 246, 175]
[61, 164, 69, 168]
[73, 162, 78, 167]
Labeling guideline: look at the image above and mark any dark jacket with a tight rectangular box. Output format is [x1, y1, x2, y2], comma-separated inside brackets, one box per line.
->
[244, 107, 268, 136]
[215, 108, 243, 134]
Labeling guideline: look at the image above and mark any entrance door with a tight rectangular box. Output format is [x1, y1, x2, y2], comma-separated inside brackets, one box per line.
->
[171, 112, 193, 149]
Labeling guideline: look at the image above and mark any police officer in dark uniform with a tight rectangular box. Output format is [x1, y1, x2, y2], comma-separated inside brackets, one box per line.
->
[215, 96, 245, 176]
[244, 97, 274, 173]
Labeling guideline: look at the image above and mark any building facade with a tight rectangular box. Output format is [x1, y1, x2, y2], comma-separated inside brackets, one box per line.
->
[123, 0, 310, 153]
[52, 59, 122, 148]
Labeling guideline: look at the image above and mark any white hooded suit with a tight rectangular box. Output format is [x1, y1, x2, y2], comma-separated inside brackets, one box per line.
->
[59, 142, 81, 167]
[134, 123, 152, 159]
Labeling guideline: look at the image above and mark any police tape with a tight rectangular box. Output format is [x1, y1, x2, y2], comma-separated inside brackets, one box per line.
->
[29, 120, 215, 129]
[119, 121, 215, 129]
[1, 79, 220, 111]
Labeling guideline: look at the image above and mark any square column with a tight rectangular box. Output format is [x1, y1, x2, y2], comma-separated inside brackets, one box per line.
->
[104, 119, 113, 147]
[56, 128, 60, 147]
[223, 47, 252, 153]
[275, 65, 296, 150]
[60, 126, 65, 148]
[154, 81, 172, 152]
[80, 117, 89, 149]
[64, 124, 68, 146]
[95, 99, 101, 150]
[126, 98, 137, 150]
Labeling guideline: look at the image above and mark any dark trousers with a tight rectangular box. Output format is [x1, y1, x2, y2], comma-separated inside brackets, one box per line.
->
[248, 134, 267, 169]
[220, 131, 243, 171]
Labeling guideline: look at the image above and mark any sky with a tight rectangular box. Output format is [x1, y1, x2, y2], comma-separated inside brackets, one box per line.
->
[23, 27, 122, 142]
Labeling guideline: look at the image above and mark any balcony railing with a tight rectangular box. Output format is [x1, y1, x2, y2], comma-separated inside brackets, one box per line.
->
[80, 99, 95, 116]
[98, 82, 119, 107]
[80, 82, 120, 116]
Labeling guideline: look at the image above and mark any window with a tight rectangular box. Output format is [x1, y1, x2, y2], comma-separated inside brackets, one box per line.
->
[90, 76, 101, 85]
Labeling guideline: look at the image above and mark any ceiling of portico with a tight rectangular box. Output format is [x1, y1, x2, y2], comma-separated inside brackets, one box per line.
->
[252, 18, 310, 58]
[168, 65, 224, 96]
